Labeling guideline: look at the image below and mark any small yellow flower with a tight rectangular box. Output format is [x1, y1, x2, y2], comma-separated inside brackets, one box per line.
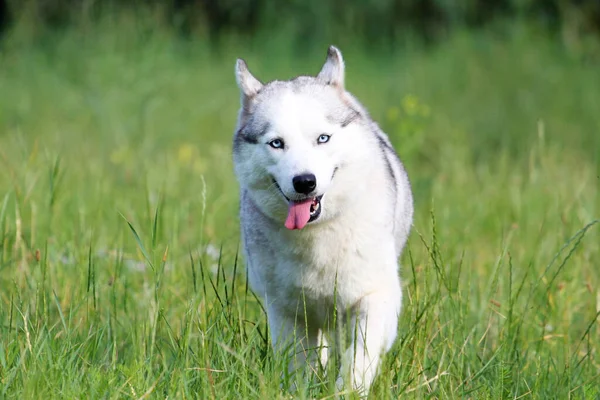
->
[401, 95, 419, 116]
[177, 143, 195, 164]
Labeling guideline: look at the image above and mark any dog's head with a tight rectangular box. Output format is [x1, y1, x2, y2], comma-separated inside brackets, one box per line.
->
[233, 46, 374, 230]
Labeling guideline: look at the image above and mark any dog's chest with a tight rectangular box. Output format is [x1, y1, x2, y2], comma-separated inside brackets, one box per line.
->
[265, 223, 391, 309]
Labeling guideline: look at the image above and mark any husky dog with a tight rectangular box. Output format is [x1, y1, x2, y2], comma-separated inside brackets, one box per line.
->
[232, 46, 413, 393]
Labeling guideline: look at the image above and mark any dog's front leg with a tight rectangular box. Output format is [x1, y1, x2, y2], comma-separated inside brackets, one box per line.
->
[267, 306, 324, 380]
[338, 283, 402, 393]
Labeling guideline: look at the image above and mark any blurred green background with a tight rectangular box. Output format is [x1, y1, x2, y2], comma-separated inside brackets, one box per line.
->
[0, 1, 598, 398]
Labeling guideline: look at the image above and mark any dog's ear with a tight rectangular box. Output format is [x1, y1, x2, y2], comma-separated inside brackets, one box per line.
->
[235, 59, 263, 105]
[317, 46, 345, 88]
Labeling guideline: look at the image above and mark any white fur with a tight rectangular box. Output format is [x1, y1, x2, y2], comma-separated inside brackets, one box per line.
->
[232, 46, 413, 394]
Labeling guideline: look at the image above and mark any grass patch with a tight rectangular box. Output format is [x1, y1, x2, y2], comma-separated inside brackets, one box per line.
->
[0, 18, 598, 398]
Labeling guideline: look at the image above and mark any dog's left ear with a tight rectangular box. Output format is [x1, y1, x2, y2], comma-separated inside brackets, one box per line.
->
[317, 46, 345, 88]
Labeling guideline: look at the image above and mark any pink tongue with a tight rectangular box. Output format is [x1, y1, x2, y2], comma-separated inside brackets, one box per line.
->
[284, 199, 313, 230]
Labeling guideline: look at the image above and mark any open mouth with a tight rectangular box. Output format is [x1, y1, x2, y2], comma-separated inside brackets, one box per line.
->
[285, 195, 323, 230]
[272, 179, 323, 230]
[307, 195, 323, 222]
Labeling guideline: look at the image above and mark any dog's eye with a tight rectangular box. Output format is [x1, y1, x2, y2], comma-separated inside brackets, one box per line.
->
[268, 139, 285, 149]
[317, 134, 331, 144]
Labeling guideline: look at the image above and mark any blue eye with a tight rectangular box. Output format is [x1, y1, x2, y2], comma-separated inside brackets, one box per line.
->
[268, 139, 284, 149]
[317, 134, 331, 144]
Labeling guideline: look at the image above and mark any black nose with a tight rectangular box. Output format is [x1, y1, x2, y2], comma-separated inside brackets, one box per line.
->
[292, 173, 317, 194]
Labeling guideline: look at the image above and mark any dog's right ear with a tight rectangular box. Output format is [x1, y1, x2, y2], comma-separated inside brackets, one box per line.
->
[235, 59, 263, 105]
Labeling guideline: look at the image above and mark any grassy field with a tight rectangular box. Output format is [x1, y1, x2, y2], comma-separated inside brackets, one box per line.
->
[0, 17, 599, 399]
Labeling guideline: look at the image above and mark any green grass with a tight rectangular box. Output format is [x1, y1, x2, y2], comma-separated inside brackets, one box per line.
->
[0, 17, 599, 399]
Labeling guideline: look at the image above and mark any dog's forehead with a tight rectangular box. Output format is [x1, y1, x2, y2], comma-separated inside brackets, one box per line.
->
[254, 80, 350, 128]
[261, 80, 335, 107]
[272, 92, 327, 121]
